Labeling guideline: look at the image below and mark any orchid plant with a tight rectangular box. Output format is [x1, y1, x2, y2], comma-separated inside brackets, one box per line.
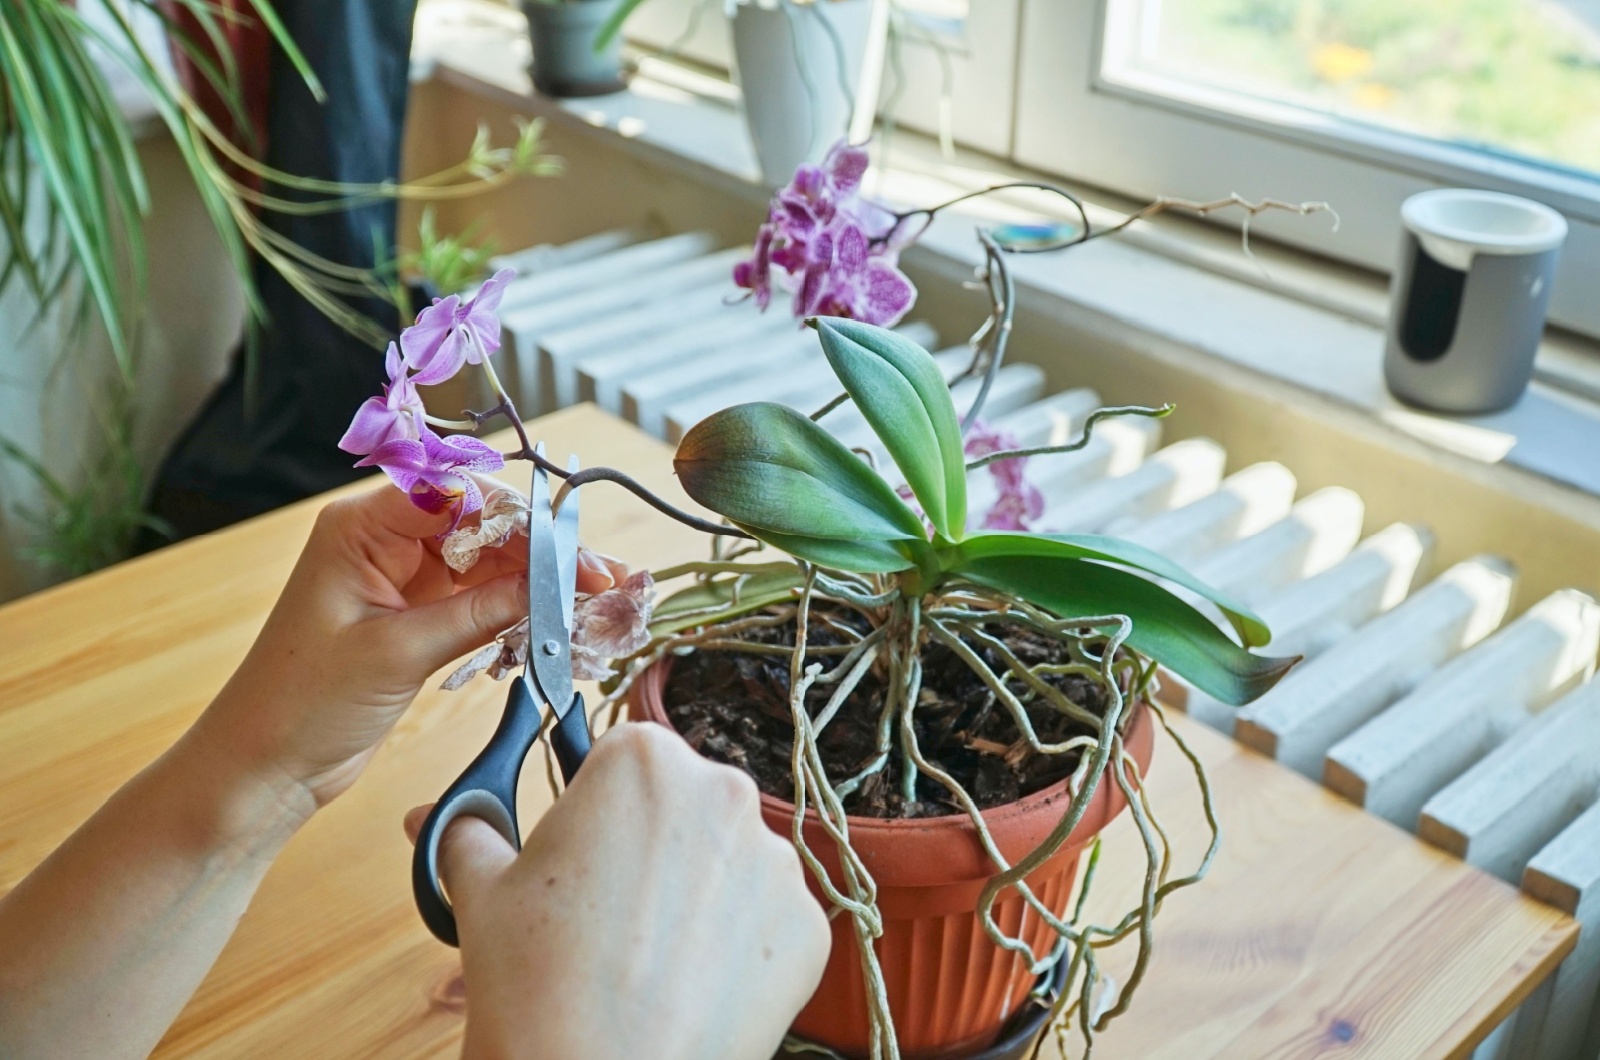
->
[343, 147, 1333, 1059]
[600, 321, 1295, 1060]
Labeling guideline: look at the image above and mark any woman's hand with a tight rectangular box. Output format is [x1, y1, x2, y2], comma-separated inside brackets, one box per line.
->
[195, 483, 613, 817]
[2, 479, 625, 1060]
[405, 723, 831, 1060]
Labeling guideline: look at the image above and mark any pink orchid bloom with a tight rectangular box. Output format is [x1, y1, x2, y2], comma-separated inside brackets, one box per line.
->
[400, 267, 517, 386]
[799, 222, 916, 327]
[732, 223, 776, 310]
[354, 427, 505, 531]
[338, 343, 426, 456]
[734, 140, 915, 328]
[965, 420, 1045, 531]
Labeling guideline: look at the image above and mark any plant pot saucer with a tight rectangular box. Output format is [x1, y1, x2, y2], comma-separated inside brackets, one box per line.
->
[775, 954, 1070, 1060]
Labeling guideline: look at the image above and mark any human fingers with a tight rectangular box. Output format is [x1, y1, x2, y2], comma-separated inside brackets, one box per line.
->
[436, 815, 518, 915]
[455, 540, 613, 594]
[386, 571, 527, 678]
[577, 548, 618, 592]
[402, 554, 460, 608]
[338, 479, 457, 543]
[402, 803, 435, 846]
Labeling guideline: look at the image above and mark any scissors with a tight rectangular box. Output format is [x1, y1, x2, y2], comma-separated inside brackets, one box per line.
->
[412, 444, 593, 946]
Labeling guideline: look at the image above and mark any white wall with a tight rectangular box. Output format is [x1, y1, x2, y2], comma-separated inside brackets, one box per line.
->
[0, 133, 244, 602]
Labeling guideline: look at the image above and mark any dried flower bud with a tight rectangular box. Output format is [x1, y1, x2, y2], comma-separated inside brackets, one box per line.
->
[440, 488, 529, 573]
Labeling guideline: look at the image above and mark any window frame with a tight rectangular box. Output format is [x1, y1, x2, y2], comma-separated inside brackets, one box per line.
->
[624, 0, 733, 71]
[875, 0, 1021, 157]
[1012, 0, 1600, 339]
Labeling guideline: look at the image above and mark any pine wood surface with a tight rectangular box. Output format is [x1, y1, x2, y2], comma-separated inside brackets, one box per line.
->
[0, 404, 1575, 1059]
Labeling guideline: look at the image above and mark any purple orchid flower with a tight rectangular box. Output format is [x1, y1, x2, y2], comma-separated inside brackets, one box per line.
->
[965, 421, 1044, 531]
[338, 343, 426, 457]
[401, 267, 517, 386]
[735, 140, 916, 328]
[800, 222, 916, 327]
[354, 427, 506, 530]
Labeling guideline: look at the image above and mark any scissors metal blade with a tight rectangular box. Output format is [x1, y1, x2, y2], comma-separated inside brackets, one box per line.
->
[525, 444, 576, 717]
[555, 454, 580, 634]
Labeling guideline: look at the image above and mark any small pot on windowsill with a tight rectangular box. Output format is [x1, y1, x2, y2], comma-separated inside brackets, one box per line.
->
[630, 632, 1153, 1060]
[521, 0, 628, 99]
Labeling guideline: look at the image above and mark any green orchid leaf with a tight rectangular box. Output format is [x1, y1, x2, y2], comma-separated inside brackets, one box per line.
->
[676, 402, 928, 543]
[651, 567, 803, 636]
[958, 553, 1299, 706]
[732, 524, 921, 574]
[948, 532, 1272, 648]
[812, 318, 968, 540]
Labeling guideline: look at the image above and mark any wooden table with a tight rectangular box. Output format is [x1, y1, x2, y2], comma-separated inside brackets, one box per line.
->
[0, 405, 1575, 1059]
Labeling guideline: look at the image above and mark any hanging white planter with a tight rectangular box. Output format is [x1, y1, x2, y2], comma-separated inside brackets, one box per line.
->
[730, 0, 886, 186]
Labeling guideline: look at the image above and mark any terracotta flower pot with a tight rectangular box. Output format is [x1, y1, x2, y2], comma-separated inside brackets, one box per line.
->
[632, 661, 1153, 1060]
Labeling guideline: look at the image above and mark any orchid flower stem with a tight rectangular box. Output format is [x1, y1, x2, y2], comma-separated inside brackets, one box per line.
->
[459, 346, 750, 538]
[959, 231, 1014, 433]
[551, 466, 752, 539]
[965, 403, 1175, 471]
[810, 391, 852, 422]
[477, 343, 508, 405]
[389, 327, 722, 542]
[888, 180, 1336, 256]
[464, 336, 539, 459]
[883, 180, 1093, 249]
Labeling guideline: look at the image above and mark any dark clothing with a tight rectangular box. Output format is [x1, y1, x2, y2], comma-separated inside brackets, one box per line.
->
[145, 0, 419, 542]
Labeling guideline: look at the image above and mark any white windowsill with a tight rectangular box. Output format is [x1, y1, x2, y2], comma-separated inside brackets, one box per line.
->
[412, 0, 1600, 509]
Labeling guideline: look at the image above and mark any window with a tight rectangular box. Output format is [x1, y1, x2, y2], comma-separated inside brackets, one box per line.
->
[1112, 0, 1600, 178]
[876, 0, 1019, 156]
[1014, 0, 1600, 339]
[624, 0, 733, 70]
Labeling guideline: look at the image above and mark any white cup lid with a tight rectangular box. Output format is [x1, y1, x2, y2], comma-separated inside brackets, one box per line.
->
[1402, 189, 1567, 263]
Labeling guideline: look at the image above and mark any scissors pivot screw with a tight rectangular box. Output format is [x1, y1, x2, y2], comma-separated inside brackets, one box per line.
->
[541, 639, 562, 656]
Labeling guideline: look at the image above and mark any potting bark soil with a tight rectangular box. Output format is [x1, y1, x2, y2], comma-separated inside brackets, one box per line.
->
[660, 606, 1125, 819]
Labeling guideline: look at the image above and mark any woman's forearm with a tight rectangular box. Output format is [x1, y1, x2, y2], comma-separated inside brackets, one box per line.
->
[0, 710, 314, 1059]
[0, 483, 566, 1058]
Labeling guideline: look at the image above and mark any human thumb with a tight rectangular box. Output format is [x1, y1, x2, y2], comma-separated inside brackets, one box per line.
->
[435, 813, 518, 917]
[392, 570, 528, 679]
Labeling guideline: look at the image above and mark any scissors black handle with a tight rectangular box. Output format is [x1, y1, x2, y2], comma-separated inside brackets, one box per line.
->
[412, 678, 590, 946]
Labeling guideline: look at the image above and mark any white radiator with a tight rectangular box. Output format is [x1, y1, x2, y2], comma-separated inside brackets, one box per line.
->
[493, 229, 1600, 1060]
